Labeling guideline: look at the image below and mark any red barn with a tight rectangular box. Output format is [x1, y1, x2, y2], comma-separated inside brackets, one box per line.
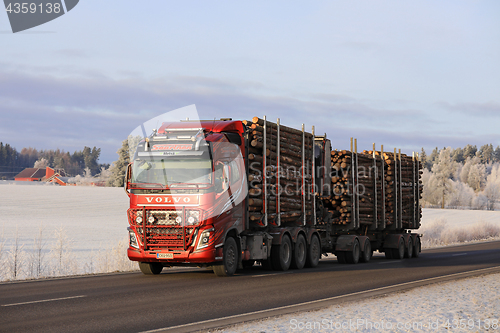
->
[14, 168, 46, 181]
[15, 167, 69, 185]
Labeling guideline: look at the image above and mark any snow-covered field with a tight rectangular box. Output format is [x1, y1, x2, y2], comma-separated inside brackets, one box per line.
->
[0, 182, 133, 280]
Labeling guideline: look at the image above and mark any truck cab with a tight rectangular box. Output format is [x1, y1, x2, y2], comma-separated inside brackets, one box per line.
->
[126, 120, 247, 275]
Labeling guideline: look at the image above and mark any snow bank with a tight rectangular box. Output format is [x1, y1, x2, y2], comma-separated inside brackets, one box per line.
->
[215, 272, 500, 332]
[418, 208, 500, 248]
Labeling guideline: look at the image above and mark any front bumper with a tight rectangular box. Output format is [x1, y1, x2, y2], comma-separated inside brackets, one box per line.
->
[127, 246, 222, 264]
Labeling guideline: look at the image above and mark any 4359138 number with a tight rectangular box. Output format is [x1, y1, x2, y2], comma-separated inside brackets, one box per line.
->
[5, 3, 62, 14]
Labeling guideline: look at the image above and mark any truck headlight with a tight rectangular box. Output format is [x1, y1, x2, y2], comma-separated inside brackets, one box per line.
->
[196, 228, 213, 250]
[136, 216, 143, 224]
[129, 229, 139, 249]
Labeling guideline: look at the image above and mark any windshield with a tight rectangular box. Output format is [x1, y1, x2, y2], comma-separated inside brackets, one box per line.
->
[132, 157, 212, 187]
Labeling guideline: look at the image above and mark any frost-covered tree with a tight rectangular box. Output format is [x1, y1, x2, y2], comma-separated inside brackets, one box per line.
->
[494, 146, 500, 162]
[446, 180, 475, 209]
[422, 169, 440, 207]
[463, 144, 478, 160]
[428, 147, 440, 168]
[34, 157, 49, 169]
[431, 148, 457, 208]
[466, 163, 486, 192]
[451, 147, 464, 163]
[479, 144, 494, 164]
[482, 163, 500, 210]
[106, 139, 130, 187]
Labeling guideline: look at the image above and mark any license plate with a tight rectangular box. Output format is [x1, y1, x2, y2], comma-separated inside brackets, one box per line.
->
[157, 253, 173, 259]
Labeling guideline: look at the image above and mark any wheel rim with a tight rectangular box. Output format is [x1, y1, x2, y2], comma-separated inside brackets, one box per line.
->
[297, 237, 306, 262]
[226, 243, 236, 269]
[399, 239, 405, 258]
[282, 241, 291, 263]
[353, 242, 360, 261]
[407, 239, 413, 258]
[364, 241, 371, 261]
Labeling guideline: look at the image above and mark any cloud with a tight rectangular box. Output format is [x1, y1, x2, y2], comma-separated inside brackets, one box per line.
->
[438, 101, 500, 117]
[0, 68, 494, 164]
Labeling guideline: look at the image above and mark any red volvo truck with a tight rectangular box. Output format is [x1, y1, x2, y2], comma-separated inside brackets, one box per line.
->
[125, 117, 422, 276]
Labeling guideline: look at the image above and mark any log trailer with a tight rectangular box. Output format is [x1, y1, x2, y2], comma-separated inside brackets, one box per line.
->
[125, 117, 422, 276]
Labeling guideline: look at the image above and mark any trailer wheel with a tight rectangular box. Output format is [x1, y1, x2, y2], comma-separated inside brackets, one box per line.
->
[360, 239, 372, 263]
[291, 234, 306, 269]
[271, 234, 292, 271]
[213, 237, 238, 277]
[405, 237, 413, 258]
[305, 234, 321, 268]
[392, 237, 405, 260]
[345, 239, 360, 264]
[139, 262, 163, 275]
[412, 236, 421, 258]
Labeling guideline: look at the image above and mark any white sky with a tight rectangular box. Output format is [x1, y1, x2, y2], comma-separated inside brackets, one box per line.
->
[1, 1, 499, 163]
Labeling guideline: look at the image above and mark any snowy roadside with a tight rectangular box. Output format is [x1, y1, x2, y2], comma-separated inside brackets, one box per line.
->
[213, 271, 500, 333]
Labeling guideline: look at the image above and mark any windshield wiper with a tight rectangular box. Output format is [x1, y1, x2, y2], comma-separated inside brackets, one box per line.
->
[129, 182, 166, 189]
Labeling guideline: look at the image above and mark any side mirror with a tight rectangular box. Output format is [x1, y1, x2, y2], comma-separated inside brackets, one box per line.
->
[124, 163, 131, 197]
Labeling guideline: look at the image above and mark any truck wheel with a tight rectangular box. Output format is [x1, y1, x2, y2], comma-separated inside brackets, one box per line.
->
[291, 234, 306, 269]
[412, 236, 421, 258]
[345, 239, 360, 264]
[305, 234, 321, 268]
[360, 239, 372, 263]
[213, 237, 238, 277]
[271, 234, 292, 271]
[405, 237, 413, 258]
[139, 262, 163, 275]
[391, 237, 405, 260]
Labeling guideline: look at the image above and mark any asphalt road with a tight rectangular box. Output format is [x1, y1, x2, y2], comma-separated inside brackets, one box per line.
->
[1, 241, 500, 333]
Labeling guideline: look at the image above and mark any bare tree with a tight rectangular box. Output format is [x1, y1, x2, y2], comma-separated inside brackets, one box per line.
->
[7, 229, 25, 280]
[28, 224, 46, 278]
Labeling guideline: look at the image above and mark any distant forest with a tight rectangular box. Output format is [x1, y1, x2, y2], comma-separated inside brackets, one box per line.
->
[0, 142, 109, 179]
[421, 144, 500, 210]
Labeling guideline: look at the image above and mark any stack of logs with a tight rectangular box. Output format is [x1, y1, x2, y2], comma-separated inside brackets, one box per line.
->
[323, 149, 423, 228]
[244, 117, 315, 225]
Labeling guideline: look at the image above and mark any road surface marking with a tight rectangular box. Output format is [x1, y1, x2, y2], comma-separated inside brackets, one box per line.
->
[252, 272, 293, 278]
[2, 295, 87, 307]
[139, 266, 500, 333]
[452, 253, 468, 256]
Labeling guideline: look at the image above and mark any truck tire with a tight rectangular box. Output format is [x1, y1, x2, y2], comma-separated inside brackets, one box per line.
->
[345, 238, 360, 264]
[392, 237, 405, 260]
[291, 234, 306, 269]
[305, 234, 321, 268]
[360, 239, 372, 263]
[412, 236, 421, 258]
[213, 237, 238, 277]
[405, 237, 413, 258]
[271, 234, 292, 271]
[139, 262, 163, 275]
